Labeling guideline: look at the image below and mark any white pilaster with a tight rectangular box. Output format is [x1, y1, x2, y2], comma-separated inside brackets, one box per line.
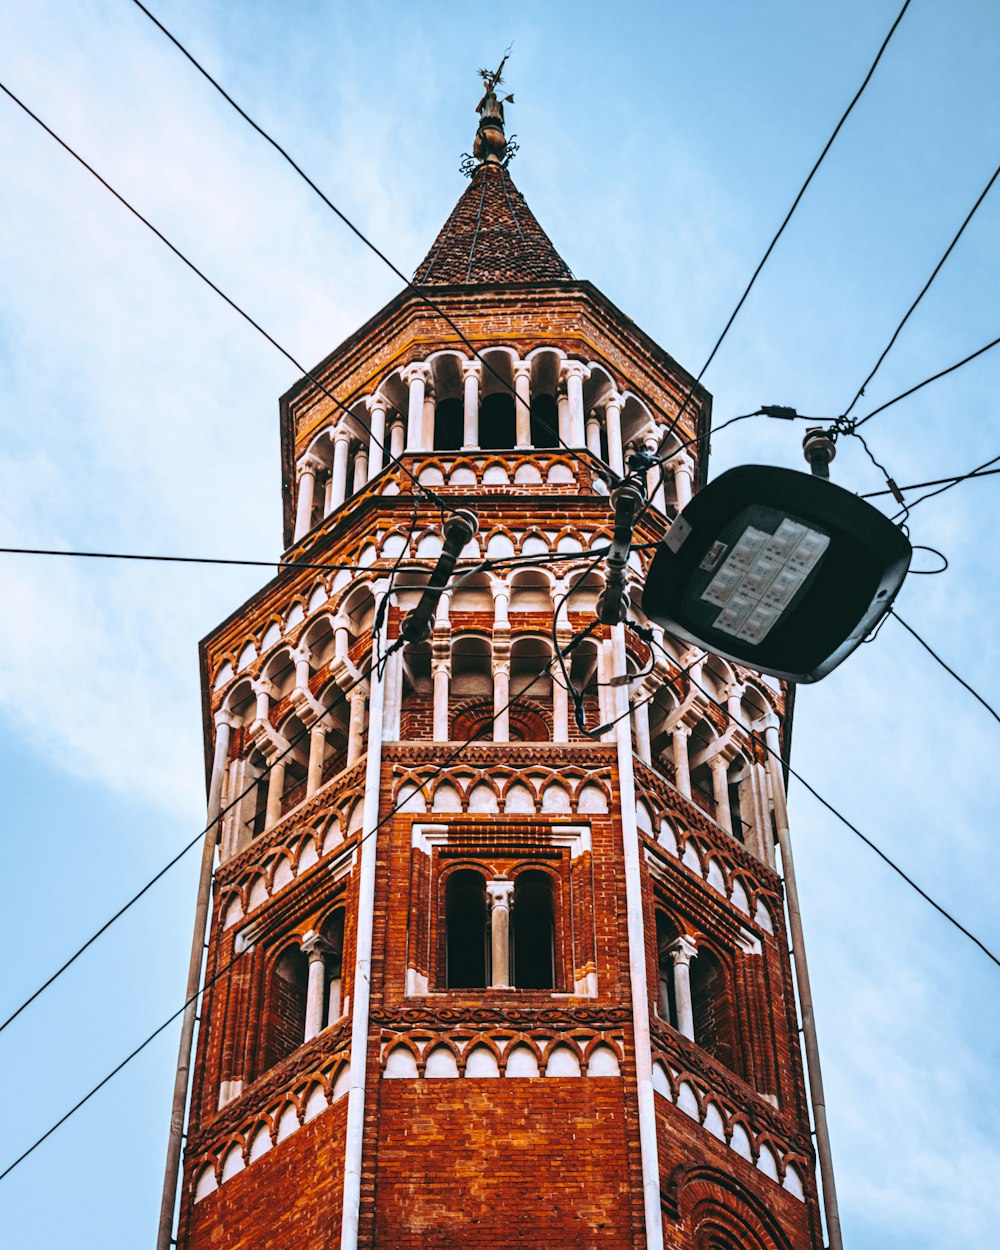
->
[403, 363, 430, 451]
[605, 391, 624, 476]
[330, 431, 351, 512]
[462, 360, 481, 450]
[366, 394, 387, 475]
[486, 879, 514, 988]
[293, 455, 322, 541]
[669, 936, 698, 1040]
[513, 361, 532, 447]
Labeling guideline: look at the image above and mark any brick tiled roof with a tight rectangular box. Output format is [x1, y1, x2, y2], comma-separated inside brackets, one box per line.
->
[414, 162, 573, 286]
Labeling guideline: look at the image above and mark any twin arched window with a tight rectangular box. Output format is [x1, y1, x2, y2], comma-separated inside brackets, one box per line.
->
[444, 868, 556, 991]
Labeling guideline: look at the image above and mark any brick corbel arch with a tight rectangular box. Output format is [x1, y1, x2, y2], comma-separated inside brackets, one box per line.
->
[663, 1164, 796, 1250]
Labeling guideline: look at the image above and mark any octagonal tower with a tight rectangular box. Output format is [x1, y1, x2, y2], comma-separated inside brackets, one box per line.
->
[168, 93, 827, 1250]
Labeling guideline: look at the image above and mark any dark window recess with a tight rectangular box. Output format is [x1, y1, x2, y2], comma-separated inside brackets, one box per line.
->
[690, 948, 739, 1075]
[656, 912, 679, 1027]
[262, 948, 308, 1069]
[530, 394, 559, 448]
[250, 767, 268, 839]
[434, 397, 463, 451]
[512, 870, 555, 989]
[479, 393, 516, 450]
[727, 779, 747, 845]
[445, 869, 488, 988]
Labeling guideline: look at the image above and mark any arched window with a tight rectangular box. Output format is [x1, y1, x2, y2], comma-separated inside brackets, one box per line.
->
[530, 393, 559, 448]
[445, 870, 488, 989]
[479, 392, 516, 449]
[434, 397, 463, 450]
[511, 870, 555, 989]
[262, 947, 309, 1069]
[690, 947, 739, 1074]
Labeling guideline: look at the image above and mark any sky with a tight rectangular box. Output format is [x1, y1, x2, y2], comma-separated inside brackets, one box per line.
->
[0, 1, 998, 1246]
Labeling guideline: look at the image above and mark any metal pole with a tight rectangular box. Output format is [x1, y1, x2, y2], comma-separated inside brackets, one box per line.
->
[764, 721, 843, 1250]
[156, 720, 230, 1250]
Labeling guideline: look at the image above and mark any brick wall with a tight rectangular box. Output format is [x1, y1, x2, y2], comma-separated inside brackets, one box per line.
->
[374, 1079, 636, 1247]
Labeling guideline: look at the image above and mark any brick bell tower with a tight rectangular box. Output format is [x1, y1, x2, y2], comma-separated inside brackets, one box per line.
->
[170, 75, 828, 1250]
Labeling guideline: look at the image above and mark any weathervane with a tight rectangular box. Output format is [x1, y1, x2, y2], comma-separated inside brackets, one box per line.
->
[460, 48, 519, 176]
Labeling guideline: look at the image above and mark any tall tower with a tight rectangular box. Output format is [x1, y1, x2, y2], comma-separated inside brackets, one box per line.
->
[170, 84, 827, 1250]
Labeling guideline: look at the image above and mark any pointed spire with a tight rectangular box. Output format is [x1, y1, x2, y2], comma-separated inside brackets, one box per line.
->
[413, 57, 573, 287]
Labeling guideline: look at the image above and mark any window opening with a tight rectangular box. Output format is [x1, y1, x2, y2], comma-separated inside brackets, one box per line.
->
[530, 394, 559, 448]
[479, 392, 516, 450]
[434, 397, 463, 451]
[445, 869, 488, 988]
[263, 947, 309, 1069]
[511, 870, 555, 989]
[690, 947, 739, 1074]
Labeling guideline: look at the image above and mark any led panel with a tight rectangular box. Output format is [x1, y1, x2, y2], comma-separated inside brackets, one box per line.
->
[642, 465, 912, 683]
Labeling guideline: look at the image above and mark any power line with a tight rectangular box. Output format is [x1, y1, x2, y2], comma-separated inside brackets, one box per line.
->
[892, 448, 1000, 517]
[0, 543, 620, 576]
[660, 0, 913, 446]
[0, 619, 597, 1181]
[124, 0, 604, 471]
[636, 626, 1000, 972]
[861, 464, 1000, 499]
[840, 162, 1000, 423]
[0, 547, 608, 1035]
[891, 611, 1000, 729]
[0, 77, 447, 521]
[852, 333, 1000, 429]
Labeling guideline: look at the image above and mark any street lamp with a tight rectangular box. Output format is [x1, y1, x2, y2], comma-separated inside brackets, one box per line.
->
[642, 463, 911, 682]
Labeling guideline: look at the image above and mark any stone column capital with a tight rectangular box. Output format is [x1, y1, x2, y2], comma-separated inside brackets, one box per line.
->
[214, 710, 239, 731]
[366, 392, 389, 414]
[560, 359, 591, 383]
[332, 426, 353, 447]
[250, 677, 276, 699]
[668, 935, 698, 967]
[348, 682, 370, 705]
[460, 359, 483, 382]
[486, 878, 515, 909]
[301, 931, 331, 960]
[291, 644, 312, 665]
[512, 360, 532, 381]
[401, 361, 432, 387]
[603, 389, 624, 412]
[296, 454, 323, 480]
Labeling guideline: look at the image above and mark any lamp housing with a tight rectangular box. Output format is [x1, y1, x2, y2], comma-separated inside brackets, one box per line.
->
[641, 464, 911, 683]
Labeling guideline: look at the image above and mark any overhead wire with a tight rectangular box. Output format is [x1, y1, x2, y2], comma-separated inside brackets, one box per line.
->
[658, 0, 913, 448]
[635, 626, 1000, 972]
[0, 77, 448, 521]
[0, 544, 613, 1035]
[852, 332, 1000, 429]
[0, 612, 599, 1181]
[838, 159, 1000, 424]
[890, 611, 1000, 728]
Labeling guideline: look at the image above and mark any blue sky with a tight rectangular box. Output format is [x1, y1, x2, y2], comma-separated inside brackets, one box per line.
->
[1, 1, 998, 1246]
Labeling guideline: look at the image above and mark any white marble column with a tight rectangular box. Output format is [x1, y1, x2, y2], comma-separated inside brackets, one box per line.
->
[671, 454, 694, 511]
[586, 411, 602, 456]
[634, 697, 652, 765]
[557, 384, 571, 445]
[726, 682, 746, 725]
[210, 713, 235, 821]
[334, 619, 351, 662]
[432, 656, 450, 742]
[561, 362, 590, 445]
[596, 639, 615, 742]
[668, 936, 698, 1040]
[462, 361, 481, 450]
[513, 361, 532, 447]
[711, 757, 734, 835]
[671, 724, 692, 798]
[605, 391, 624, 476]
[293, 455, 322, 541]
[403, 363, 430, 451]
[366, 395, 387, 476]
[486, 879, 514, 988]
[302, 934, 329, 1041]
[251, 678, 273, 726]
[352, 447, 369, 494]
[307, 725, 327, 795]
[552, 671, 569, 743]
[264, 759, 285, 830]
[422, 380, 436, 450]
[645, 431, 668, 513]
[389, 418, 405, 460]
[493, 660, 510, 743]
[329, 431, 351, 511]
[346, 687, 368, 767]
